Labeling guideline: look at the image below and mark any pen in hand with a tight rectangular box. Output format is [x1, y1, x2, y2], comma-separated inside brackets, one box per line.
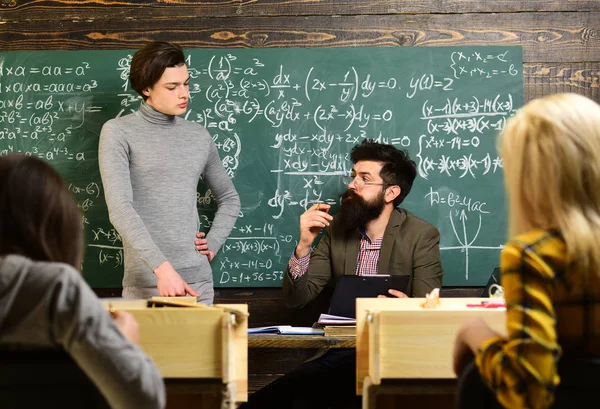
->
[108, 305, 141, 344]
[316, 203, 329, 213]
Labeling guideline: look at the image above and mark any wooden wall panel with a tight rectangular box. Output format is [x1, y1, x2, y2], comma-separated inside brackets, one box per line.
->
[524, 63, 600, 103]
[2, 1, 600, 21]
[1, 13, 599, 65]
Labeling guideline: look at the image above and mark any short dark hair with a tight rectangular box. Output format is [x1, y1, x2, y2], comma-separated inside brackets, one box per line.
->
[129, 41, 186, 99]
[350, 139, 417, 206]
[0, 154, 84, 268]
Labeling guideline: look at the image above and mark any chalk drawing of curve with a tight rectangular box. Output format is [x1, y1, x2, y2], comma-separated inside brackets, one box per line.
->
[441, 209, 503, 280]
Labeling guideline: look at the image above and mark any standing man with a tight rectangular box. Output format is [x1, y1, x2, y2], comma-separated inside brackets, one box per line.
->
[241, 139, 443, 409]
[99, 41, 240, 304]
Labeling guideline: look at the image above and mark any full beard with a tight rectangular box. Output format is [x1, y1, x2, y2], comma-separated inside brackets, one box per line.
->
[335, 189, 386, 238]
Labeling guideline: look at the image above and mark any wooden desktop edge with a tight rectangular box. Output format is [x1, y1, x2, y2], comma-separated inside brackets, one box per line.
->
[147, 296, 249, 319]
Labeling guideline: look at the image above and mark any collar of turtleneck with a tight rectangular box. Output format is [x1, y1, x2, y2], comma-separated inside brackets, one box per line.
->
[137, 101, 177, 125]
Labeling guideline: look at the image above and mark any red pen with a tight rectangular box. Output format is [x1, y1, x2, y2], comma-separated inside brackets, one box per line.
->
[466, 302, 506, 308]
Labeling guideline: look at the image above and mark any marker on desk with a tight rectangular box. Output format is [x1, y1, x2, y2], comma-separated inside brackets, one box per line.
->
[466, 302, 506, 308]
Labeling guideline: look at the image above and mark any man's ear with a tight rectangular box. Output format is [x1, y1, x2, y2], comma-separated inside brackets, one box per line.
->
[142, 88, 150, 97]
[385, 185, 401, 204]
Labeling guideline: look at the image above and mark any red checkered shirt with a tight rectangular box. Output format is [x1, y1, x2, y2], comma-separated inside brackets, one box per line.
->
[289, 231, 383, 279]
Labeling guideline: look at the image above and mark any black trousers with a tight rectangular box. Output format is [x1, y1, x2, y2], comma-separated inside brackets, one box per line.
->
[454, 359, 504, 409]
[239, 349, 361, 409]
[455, 357, 600, 409]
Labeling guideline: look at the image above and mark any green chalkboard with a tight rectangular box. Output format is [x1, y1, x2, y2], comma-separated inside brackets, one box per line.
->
[0, 46, 523, 288]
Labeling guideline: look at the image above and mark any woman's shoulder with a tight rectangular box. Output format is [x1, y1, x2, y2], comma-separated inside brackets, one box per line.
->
[508, 229, 565, 252]
[502, 229, 567, 276]
[0, 255, 95, 340]
[1, 254, 84, 289]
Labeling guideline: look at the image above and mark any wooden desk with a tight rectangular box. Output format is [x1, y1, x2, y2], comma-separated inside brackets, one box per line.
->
[102, 298, 248, 409]
[356, 298, 506, 409]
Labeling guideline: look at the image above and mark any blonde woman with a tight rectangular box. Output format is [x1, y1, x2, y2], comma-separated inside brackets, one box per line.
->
[453, 93, 600, 409]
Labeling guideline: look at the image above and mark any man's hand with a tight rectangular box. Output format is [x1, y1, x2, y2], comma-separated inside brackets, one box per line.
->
[112, 310, 140, 344]
[195, 232, 215, 261]
[295, 203, 333, 258]
[154, 261, 199, 297]
[377, 289, 409, 298]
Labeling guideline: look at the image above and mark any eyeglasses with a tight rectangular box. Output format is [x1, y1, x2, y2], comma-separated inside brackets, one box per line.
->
[342, 175, 390, 190]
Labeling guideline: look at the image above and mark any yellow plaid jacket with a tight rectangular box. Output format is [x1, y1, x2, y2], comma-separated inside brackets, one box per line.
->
[476, 229, 600, 409]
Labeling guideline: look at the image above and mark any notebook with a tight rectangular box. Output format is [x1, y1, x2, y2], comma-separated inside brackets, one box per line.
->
[317, 313, 356, 326]
[248, 326, 325, 335]
[327, 275, 410, 319]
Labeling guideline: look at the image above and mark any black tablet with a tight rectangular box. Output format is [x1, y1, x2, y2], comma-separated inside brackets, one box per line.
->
[327, 275, 410, 319]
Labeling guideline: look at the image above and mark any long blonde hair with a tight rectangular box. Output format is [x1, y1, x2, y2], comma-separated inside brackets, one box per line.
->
[499, 93, 600, 275]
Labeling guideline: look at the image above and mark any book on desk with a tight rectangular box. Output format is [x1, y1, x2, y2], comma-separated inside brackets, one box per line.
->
[248, 324, 355, 338]
[317, 313, 356, 325]
[248, 326, 325, 335]
[323, 325, 356, 337]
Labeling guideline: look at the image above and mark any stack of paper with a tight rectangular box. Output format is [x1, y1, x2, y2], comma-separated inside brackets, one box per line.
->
[317, 313, 356, 325]
[247, 326, 325, 335]
[323, 325, 356, 337]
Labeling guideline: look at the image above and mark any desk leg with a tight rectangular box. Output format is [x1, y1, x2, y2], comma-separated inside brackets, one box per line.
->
[222, 381, 237, 409]
[165, 380, 228, 409]
[361, 379, 456, 409]
[362, 376, 378, 409]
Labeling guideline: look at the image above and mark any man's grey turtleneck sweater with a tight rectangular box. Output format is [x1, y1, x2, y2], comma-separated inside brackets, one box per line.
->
[99, 102, 240, 287]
